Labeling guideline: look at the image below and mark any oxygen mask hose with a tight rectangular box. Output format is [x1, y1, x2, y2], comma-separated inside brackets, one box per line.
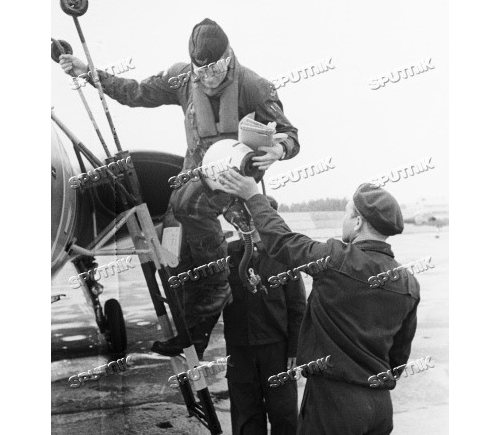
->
[223, 197, 257, 293]
[240, 233, 256, 293]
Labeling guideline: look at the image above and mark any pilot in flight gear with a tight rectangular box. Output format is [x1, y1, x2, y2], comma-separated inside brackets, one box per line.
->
[217, 173, 420, 435]
[67, 18, 300, 358]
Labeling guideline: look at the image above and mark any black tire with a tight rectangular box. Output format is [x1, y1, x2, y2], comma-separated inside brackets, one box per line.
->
[104, 299, 127, 353]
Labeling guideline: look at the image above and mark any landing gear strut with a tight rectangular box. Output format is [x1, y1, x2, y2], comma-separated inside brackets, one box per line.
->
[104, 298, 127, 353]
[72, 256, 128, 353]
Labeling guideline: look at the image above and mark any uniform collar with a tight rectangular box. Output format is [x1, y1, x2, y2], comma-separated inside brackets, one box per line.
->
[352, 239, 395, 258]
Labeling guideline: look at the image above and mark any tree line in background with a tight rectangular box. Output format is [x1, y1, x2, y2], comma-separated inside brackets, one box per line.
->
[278, 197, 349, 212]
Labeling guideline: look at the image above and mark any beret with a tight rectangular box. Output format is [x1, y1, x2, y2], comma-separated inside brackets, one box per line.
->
[353, 183, 404, 236]
[189, 18, 229, 67]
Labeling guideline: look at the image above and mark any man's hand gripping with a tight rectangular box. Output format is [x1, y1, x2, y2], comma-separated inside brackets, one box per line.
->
[252, 133, 288, 171]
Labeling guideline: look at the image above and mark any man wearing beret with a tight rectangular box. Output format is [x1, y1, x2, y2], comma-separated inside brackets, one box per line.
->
[218, 170, 420, 435]
[59, 18, 300, 357]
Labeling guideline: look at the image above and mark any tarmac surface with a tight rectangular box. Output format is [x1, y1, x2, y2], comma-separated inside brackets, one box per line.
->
[51, 224, 448, 435]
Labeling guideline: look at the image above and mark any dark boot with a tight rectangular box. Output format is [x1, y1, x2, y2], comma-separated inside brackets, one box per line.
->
[194, 282, 233, 316]
[151, 312, 222, 360]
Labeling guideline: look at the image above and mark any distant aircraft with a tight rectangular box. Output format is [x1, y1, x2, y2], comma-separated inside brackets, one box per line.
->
[403, 211, 449, 229]
[403, 211, 449, 238]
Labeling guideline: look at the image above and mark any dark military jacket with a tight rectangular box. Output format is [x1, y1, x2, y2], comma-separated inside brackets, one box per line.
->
[88, 59, 300, 170]
[223, 239, 306, 357]
[245, 194, 420, 389]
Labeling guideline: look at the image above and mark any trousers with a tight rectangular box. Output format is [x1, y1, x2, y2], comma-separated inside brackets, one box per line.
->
[297, 376, 393, 435]
[226, 341, 298, 435]
[169, 179, 232, 328]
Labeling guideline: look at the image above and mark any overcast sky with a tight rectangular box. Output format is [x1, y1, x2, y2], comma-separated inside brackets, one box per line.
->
[51, 0, 448, 206]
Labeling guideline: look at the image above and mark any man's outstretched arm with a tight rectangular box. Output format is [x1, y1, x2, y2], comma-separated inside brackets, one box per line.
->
[218, 170, 331, 267]
[59, 54, 180, 108]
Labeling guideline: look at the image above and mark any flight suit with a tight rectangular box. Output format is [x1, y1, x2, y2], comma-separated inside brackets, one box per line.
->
[244, 194, 421, 435]
[89, 54, 300, 322]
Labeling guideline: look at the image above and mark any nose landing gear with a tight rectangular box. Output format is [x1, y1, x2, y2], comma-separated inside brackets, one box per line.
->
[72, 256, 128, 353]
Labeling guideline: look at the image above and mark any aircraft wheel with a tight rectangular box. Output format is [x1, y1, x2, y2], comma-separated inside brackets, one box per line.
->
[104, 299, 127, 353]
